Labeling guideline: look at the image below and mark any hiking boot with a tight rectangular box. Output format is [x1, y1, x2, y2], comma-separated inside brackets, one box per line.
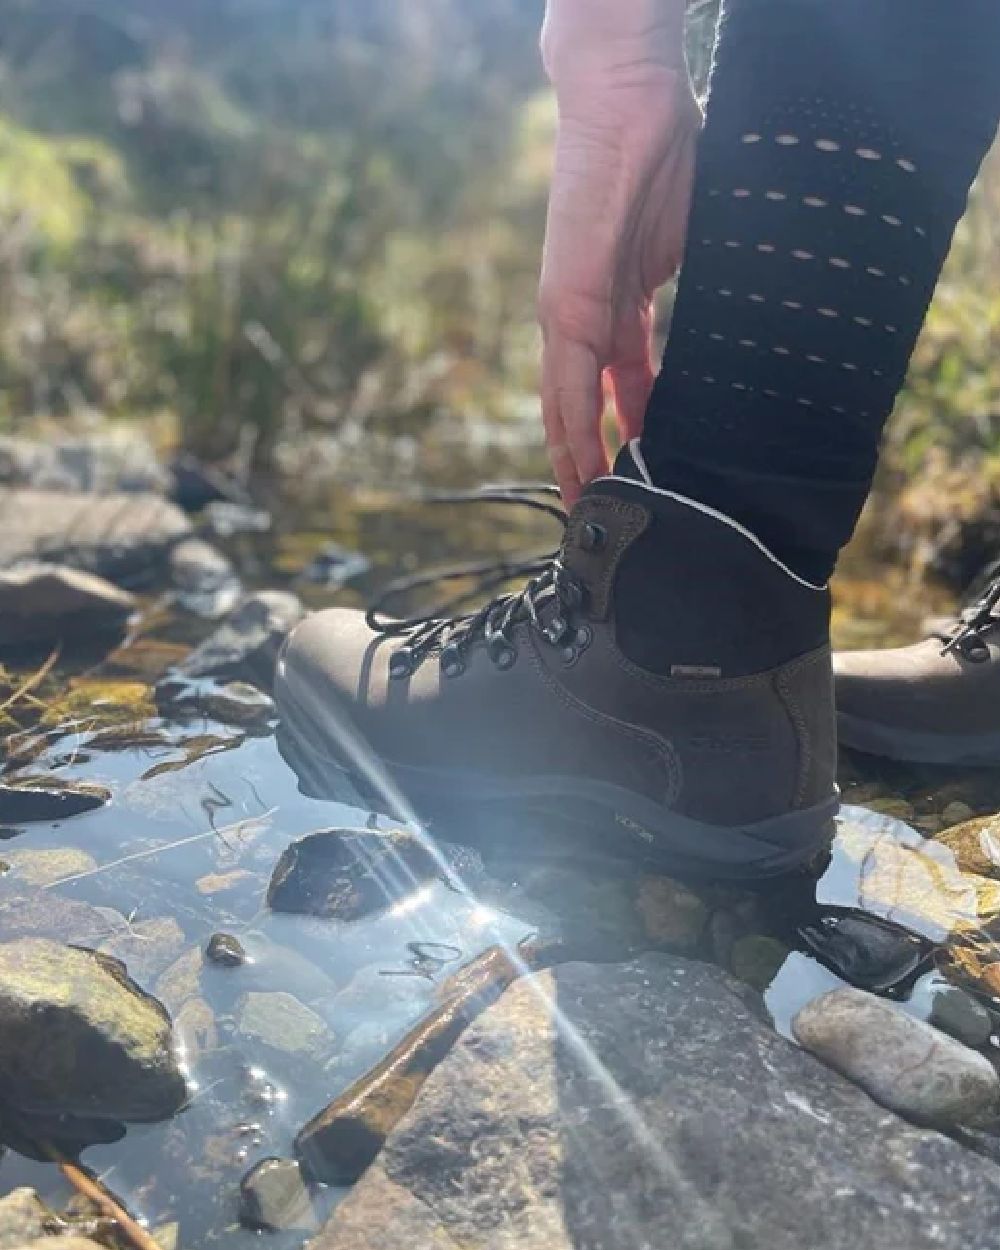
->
[834, 570, 1000, 765]
[273, 441, 838, 878]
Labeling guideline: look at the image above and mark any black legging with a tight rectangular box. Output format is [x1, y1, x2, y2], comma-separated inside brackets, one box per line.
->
[638, 0, 1000, 582]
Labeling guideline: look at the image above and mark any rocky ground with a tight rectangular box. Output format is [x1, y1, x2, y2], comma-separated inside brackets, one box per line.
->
[2, 431, 1000, 1249]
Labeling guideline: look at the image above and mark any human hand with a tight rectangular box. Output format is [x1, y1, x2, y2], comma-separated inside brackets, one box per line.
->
[538, 0, 701, 503]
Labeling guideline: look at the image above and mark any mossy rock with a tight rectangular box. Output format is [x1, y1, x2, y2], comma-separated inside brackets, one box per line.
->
[0, 937, 186, 1121]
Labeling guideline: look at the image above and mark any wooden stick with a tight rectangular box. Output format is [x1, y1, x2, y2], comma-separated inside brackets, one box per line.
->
[0, 644, 61, 715]
[48, 1151, 163, 1250]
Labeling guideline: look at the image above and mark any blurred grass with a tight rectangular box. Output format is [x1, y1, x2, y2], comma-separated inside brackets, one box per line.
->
[0, 0, 997, 579]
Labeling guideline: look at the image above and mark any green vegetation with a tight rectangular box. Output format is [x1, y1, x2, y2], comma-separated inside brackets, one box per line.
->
[0, 0, 997, 555]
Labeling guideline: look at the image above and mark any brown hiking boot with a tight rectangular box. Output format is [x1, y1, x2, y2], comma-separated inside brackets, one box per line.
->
[835, 571, 1000, 765]
[273, 443, 838, 878]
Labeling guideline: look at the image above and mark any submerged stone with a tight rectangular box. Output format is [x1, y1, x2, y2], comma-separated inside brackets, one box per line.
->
[0, 778, 110, 823]
[99, 916, 187, 985]
[730, 934, 789, 991]
[267, 828, 438, 922]
[4, 848, 97, 887]
[799, 913, 924, 991]
[793, 987, 1000, 1130]
[236, 991, 333, 1063]
[239, 1157, 316, 1232]
[0, 938, 187, 1121]
[634, 876, 707, 951]
[907, 972, 994, 1049]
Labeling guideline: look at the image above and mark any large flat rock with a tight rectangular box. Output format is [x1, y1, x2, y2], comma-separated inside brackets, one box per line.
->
[315, 955, 1000, 1250]
[0, 488, 190, 585]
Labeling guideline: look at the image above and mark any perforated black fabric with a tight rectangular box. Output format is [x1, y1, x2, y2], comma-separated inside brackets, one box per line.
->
[640, 0, 1000, 581]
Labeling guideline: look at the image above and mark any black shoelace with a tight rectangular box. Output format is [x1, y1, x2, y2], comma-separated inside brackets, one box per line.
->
[365, 485, 595, 679]
[938, 569, 1000, 662]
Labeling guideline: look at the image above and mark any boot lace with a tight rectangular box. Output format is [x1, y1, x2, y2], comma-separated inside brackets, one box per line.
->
[366, 485, 596, 679]
[938, 566, 1000, 662]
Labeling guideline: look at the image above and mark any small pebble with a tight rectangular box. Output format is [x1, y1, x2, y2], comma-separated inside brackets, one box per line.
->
[908, 973, 994, 1049]
[239, 1156, 315, 1232]
[206, 932, 246, 967]
[942, 801, 976, 826]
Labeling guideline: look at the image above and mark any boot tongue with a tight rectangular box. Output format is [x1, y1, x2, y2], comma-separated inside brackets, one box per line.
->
[608, 439, 653, 486]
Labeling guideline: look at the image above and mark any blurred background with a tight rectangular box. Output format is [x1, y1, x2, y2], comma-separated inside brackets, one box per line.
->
[0, 0, 997, 580]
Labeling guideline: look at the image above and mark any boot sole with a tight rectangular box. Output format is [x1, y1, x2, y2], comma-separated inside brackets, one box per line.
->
[275, 715, 838, 882]
[838, 711, 1000, 767]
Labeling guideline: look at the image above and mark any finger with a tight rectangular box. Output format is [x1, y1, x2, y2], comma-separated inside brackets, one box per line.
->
[541, 349, 582, 505]
[609, 303, 654, 445]
[551, 338, 608, 490]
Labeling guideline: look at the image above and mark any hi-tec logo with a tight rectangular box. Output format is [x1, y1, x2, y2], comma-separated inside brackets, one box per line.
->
[687, 732, 770, 752]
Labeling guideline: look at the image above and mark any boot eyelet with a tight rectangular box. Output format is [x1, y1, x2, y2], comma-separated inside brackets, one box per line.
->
[493, 645, 516, 670]
[561, 644, 578, 665]
[440, 645, 465, 679]
[581, 522, 607, 552]
[575, 625, 593, 651]
[389, 649, 414, 680]
[544, 616, 571, 645]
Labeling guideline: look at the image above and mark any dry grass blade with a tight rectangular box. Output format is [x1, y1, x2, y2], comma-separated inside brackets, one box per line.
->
[45, 1149, 163, 1250]
[0, 644, 61, 716]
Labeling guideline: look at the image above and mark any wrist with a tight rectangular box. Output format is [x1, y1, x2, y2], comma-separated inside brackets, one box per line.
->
[542, 0, 688, 89]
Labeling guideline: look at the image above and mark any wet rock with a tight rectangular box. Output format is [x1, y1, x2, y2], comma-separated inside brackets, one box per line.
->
[298, 946, 523, 1184]
[799, 913, 924, 991]
[0, 893, 123, 947]
[4, 848, 97, 887]
[267, 828, 438, 922]
[167, 538, 241, 619]
[935, 812, 1000, 879]
[634, 876, 707, 951]
[820, 814, 1000, 942]
[0, 778, 110, 823]
[202, 500, 271, 538]
[730, 934, 789, 991]
[0, 433, 168, 495]
[169, 453, 252, 513]
[155, 948, 203, 1014]
[0, 489, 190, 586]
[239, 1157, 316, 1232]
[941, 801, 976, 826]
[0, 564, 135, 647]
[864, 797, 916, 823]
[174, 996, 218, 1061]
[295, 543, 371, 590]
[907, 973, 994, 1049]
[237, 991, 334, 1063]
[0, 1188, 49, 1247]
[793, 987, 1000, 1130]
[98, 916, 186, 985]
[0, 938, 187, 1121]
[169, 590, 303, 686]
[165, 680, 275, 729]
[205, 932, 246, 967]
[316, 955, 1000, 1250]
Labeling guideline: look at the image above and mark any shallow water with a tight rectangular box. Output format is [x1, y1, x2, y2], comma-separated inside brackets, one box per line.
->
[1, 458, 999, 1246]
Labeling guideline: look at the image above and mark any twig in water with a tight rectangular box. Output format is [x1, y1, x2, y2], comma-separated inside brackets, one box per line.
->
[0, 645, 61, 715]
[45, 1147, 162, 1250]
[41, 808, 277, 889]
